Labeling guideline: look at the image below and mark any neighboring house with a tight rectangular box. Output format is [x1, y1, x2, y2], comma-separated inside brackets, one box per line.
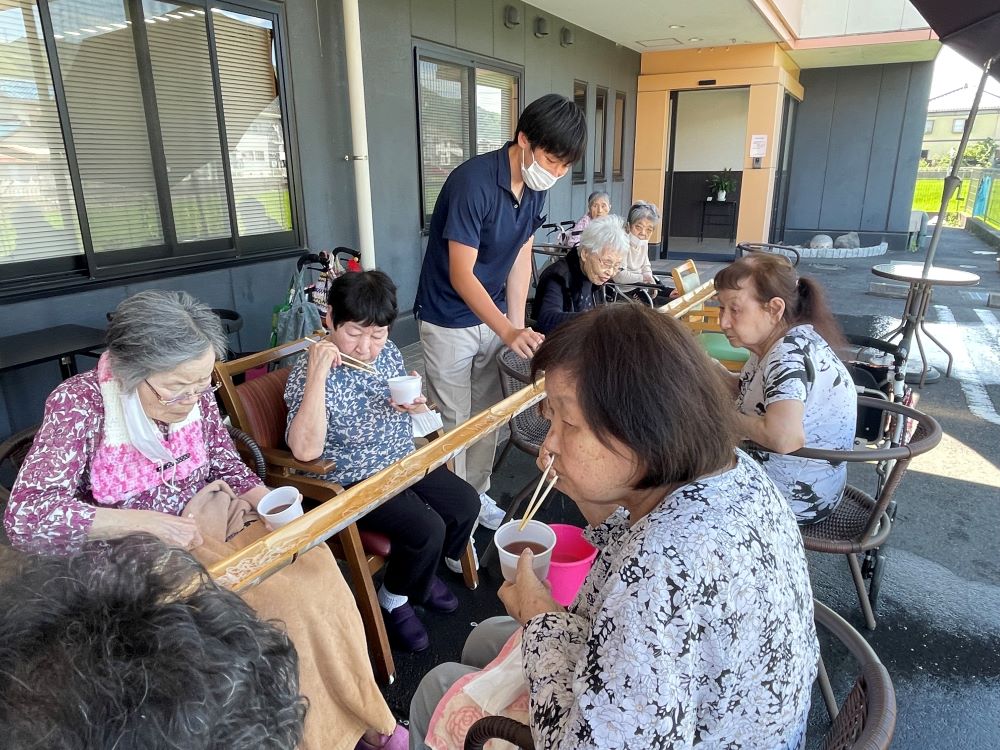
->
[0, 0, 939, 439]
[921, 87, 1000, 163]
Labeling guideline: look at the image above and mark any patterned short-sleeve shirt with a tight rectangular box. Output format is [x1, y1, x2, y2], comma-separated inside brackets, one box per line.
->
[283, 341, 413, 486]
[736, 324, 856, 523]
[520, 451, 818, 749]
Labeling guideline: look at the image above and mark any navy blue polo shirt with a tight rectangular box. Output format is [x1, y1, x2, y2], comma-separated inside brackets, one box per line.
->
[414, 142, 547, 328]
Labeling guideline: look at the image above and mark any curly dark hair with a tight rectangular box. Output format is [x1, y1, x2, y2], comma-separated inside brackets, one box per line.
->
[0, 535, 306, 750]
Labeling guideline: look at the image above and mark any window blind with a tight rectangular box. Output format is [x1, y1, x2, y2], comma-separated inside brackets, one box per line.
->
[572, 80, 586, 183]
[49, 0, 164, 252]
[214, 8, 290, 237]
[417, 56, 469, 218]
[474, 67, 516, 155]
[594, 87, 607, 182]
[143, 1, 229, 243]
[0, 0, 84, 264]
[613, 91, 625, 179]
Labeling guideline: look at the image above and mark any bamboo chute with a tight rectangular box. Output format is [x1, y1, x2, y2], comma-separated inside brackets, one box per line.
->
[209, 378, 546, 590]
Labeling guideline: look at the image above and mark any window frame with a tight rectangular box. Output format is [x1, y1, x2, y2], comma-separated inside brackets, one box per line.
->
[0, 0, 303, 302]
[952, 117, 966, 134]
[412, 41, 523, 229]
[924, 118, 934, 134]
[593, 86, 607, 183]
[612, 90, 626, 182]
[571, 79, 587, 185]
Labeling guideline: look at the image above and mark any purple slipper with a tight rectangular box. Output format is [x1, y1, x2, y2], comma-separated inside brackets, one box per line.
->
[422, 575, 459, 613]
[382, 603, 429, 652]
[354, 723, 410, 750]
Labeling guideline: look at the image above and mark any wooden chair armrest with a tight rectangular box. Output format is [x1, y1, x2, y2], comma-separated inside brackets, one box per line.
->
[260, 446, 336, 474]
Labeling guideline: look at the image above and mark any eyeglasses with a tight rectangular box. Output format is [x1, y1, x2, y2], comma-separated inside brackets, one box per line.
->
[144, 379, 221, 406]
[596, 258, 622, 273]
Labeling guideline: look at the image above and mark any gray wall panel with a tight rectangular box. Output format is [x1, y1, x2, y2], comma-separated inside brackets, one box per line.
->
[889, 62, 933, 231]
[492, 0, 525, 65]
[456, 0, 493, 56]
[784, 62, 932, 249]
[817, 67, 880, 230]
[410, 0, 456, 45]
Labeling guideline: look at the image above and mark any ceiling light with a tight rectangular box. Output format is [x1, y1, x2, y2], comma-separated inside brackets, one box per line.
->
[688, 37, 702, 42]
[80, 27, 97, 32]
[669, 24, 684, 29]
[54, 33, 63, 39]
[145, 18, 155, 23]
[65, 30, 80, 35]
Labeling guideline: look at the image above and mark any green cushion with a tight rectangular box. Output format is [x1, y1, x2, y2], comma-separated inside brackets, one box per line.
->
[698, 332, 750, 363]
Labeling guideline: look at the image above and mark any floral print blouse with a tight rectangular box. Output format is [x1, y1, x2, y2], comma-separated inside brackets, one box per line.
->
[520, 451, 817, 750]
[737, 324, 857, 524]
[4, 371, 260, 556]
[283, 341, 412, 486]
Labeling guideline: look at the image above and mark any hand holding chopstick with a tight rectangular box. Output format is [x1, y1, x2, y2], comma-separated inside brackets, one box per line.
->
[519, 454, 558, 530]
[304, 337, 376, 373]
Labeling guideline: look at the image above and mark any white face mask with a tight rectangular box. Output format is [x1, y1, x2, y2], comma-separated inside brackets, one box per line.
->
[521, 147, 560, 192]
[120, 389, 175, 465]
[630, 234, 649, 252]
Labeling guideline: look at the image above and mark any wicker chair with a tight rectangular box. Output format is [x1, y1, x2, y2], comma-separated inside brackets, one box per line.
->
[462, 599, 896, 750]
[481, 347, 550, 567]
[790, 397, 942, 629]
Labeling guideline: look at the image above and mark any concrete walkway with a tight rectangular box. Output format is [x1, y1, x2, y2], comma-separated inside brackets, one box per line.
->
[392, 228, 1000, 747]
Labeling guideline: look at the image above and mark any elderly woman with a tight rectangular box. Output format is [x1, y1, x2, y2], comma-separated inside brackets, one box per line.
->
[715, 253, 857, 524]
[410, 304, 818, 749]
[567, 190, 611, 246]
[614, 200, 661, 294]
[285, 270, 480, 653]
[530, 214, 629, 334]
[4, 291, 405, 750]
[0, 535, 306, 749]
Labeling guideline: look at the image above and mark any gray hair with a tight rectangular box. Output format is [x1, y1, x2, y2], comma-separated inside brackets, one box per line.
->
[107, 290, 228, 393]
[579, 214, 630, 259]
[587, 190, 611, 209]
[626, 200, 661, 227]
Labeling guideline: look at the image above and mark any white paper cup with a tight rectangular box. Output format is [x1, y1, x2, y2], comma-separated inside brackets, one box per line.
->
[388, 374, 421, 405]
[495, 520, 556, 583]
[257, 486, 303, 529]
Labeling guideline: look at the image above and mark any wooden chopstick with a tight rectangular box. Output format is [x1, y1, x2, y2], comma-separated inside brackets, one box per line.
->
[519, 454, 556, 531]
[519, 472, 559, 531]
[304, 337, 377, 373]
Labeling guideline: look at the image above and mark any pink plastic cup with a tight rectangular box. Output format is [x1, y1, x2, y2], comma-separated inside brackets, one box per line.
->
[547, 524, 598, 606]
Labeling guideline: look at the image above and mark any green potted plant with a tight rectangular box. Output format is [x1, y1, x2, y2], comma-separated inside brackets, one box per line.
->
[708, 169, 735, 201]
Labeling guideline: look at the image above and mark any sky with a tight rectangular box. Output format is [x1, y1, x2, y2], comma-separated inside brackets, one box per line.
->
[930, 46, 1000, 100]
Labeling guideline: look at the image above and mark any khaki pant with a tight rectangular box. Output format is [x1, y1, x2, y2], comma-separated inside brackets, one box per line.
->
[419, 320, 503, 495]
[408, 617, 520, 750]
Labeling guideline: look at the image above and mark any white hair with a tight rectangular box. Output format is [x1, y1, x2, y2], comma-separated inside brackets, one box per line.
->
[107, 290, 228, 393]
[578, 214, 630, 259]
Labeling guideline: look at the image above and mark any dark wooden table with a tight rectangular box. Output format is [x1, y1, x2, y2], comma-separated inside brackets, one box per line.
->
[0, 324, 106, 379]
[699, 200, 737, 243]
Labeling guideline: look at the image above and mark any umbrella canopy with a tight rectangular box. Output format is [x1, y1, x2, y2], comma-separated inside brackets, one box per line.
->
[908, 1, 1000, 70]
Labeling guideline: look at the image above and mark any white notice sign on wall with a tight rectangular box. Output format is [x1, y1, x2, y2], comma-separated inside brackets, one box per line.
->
[749, 134, 768, 158]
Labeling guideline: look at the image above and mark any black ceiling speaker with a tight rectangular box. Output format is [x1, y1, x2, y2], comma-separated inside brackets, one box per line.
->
[534, 17, 549, 38]
[560, 27, 574, 47]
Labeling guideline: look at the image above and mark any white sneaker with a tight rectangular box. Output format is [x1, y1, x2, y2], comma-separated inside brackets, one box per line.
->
[445, 541, 479, 575]
[477, 492, 507, 531]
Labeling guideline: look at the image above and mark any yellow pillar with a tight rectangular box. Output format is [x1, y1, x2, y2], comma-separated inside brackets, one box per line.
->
[737, 82, 785, 243]
[631, 90, 670, 243]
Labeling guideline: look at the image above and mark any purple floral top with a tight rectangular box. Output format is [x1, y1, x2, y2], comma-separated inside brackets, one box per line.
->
[4, 369, 260, 555]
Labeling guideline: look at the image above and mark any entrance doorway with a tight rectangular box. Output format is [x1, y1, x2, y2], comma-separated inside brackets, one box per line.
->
[662, 88, 749, 259]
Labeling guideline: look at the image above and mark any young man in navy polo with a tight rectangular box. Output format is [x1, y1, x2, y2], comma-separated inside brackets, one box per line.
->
[414, 94, 586, 535]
